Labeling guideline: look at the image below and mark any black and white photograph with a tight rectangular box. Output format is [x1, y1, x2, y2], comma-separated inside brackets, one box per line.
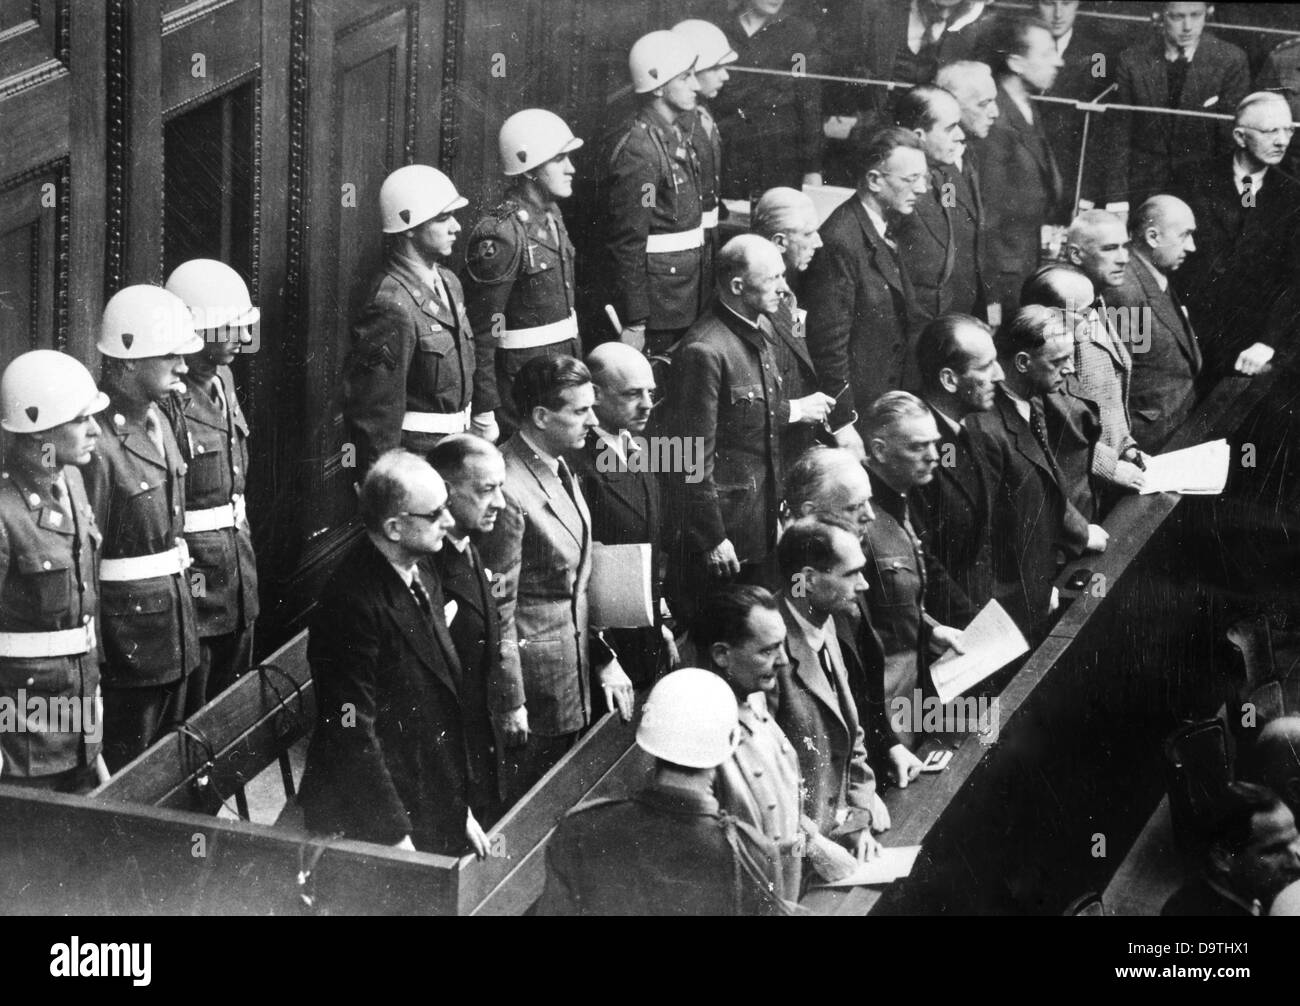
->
[2, 0, 1300, 954]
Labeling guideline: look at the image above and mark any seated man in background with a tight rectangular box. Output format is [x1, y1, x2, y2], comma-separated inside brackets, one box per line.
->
[1162, 781, 1300, 916]
[536, 668, 791, 916]
[298, 450, 489, 858]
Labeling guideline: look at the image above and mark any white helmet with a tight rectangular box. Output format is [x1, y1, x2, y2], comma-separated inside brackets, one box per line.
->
[165, 259, 260, 333]
[628, 30, 698, 95]
[499, 109, 584, 177]
[379, 164, 468, 234]
[97, 285, 204, 359]
[636, 668, 740, 769]
[672, 19, 738, 71]
[1, 350, 109, 434]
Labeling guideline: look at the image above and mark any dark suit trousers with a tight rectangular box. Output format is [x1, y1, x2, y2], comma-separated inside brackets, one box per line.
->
[200, 623, 255, 703]
[102, 679, 191, 771]
[500, 731, 577, 806]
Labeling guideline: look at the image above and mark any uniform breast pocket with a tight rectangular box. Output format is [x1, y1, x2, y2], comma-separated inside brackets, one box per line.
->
[417, 326, 456, 357]
[16, 553, 72, 616]
[727, 383, 769, 432]
[873, 553, 920, 608]
[186, 445, 227, 496]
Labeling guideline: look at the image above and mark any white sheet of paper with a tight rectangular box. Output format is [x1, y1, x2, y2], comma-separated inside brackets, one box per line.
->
[813, 845, 921, 887]
[930, 599, 1030, 705]
[1137, 439, 1229, 495]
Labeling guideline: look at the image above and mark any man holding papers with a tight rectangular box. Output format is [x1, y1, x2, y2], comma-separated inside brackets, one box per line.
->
[859, 392, 966, 774]
[567, 343, 669, 701]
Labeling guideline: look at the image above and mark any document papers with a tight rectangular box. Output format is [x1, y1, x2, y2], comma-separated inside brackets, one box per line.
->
[813, 846, 921, 888]
[1137, 439, 1230, 495]
[587, 543, 655, 629]
[930, 599, 1030, 705]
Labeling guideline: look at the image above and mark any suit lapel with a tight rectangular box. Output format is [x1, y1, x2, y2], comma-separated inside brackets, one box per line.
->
[780, 598, 847, 731]
[513, 437, 587, 547]
[852, 200, 905, 297]
[371, 546, 461, 698]
[999, 390, 1058, 484]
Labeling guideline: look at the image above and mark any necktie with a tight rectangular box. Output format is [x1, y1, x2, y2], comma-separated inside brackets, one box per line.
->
[1240, 173, 1255, 199]
[1168, 48, 1190, 107]
[1029, 399, 1063, 482]
[818, 643, 841, 698]
[556, 457, 578, 505]
[144, 407, 165, 459]
[50, 476, 73, 527]
[409, 574, 434, 619]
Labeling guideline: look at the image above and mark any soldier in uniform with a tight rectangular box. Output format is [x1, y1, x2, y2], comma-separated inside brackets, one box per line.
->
[535, 668, 792, 916]
[603, 30, 706, 356]
[672, 19, 737, 297]
[0, 352, 108, 790]
[342, 164, 478, 477]
[162, 259, 260, 702]
[462, 109, 584, 440]
[85, 285, 204, 770]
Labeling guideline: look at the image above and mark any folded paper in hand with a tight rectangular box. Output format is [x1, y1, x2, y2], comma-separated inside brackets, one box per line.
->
[1137, 439, 1229, 495]
[930, 599, 1030, 705]
[588, 542, 654, 629]
[813, 845, 921, 888]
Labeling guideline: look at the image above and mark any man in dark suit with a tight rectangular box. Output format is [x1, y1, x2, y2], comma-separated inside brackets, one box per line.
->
[1108, 3, 1250, 207]
[1036, 1, 1124, 209]
[479, 356, 634, 804]
[804, 127, 928, 422]
[977, 17, 1065, 316]
[1163, 781, 1300, 917]
[298, 450, 490, 857]
[895, 86, 991, 324]
[426, 435, 508, 825]
[774, 517, 886, 857]
[1179, 91, 1300, 377]
[751, 187, 862, 467]
[967, 305, 1107, 640]
[1109, 195, 1202, 450]
[566, 342, 669, 696]
[662, 235, 791, 619]
[913, 314, 1003, 626]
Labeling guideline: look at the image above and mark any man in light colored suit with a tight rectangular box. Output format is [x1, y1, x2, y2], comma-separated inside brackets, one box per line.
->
[773, 517, 887, 859]
[1109, 195, 1202, 450]
[479, 355, 635, 804]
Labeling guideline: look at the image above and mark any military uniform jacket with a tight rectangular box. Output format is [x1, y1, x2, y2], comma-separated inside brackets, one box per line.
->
[462, 184, 580, 415]
[535, 782, 787, 916]
[680, 102, 722, 293]
[603, 103, 704, 330]
[164, 366, 258, 636]
[0, 457, 101, 775]
[83, 399, 200, 687]
[342, 253, 475, 471]
[663, 302, 784, 564]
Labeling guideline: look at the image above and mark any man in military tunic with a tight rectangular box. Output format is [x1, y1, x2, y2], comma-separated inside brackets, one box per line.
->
[163, 259, 260, 702]
[463, 109, 584, 439]
[673, 19, 737, 297]
[603, 30, 707, 355]
[342, 164, 478, 477]
[0, 351, 108, 790]
[85, 285, 204, 770]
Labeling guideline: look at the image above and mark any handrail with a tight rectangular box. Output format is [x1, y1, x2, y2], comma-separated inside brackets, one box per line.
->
[990, 1, 1300, 39]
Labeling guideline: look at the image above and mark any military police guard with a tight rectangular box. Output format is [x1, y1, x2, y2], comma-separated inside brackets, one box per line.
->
[342, 165, 478, 475]
[463, 109, 585, 439]
[0, 352, 109, 790]
[85, 285, 203, 770]
[163, 259, 261, 702]
[603, 30, 707, 355]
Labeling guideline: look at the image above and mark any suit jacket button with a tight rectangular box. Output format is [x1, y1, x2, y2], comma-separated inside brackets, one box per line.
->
[26, 677, 34, 686]
[42, 560, 52, 570]
[140, 481, 149, 491]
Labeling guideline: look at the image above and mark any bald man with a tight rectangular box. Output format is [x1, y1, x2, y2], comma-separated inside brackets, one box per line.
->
[1063, 210, 1147, 493]
[1108, 195, 1202, 450]
[662, 235, 791, 619]
[566, 342, 670, 694]
[752, 187, 858, 469]
[1241, 716, 1300, 821]
[1180, 91, 1300, 377]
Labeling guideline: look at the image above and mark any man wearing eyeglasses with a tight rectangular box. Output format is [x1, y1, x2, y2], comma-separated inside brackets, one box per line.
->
[299, 449, 494, 858]
[1179, 90, 1300, 377]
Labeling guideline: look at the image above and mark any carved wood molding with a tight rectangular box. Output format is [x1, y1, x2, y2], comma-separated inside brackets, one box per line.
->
[161, 0, 241, 36]
[283, 0, 307, 322]
[104, 0, 128, 297]
[438, 0, 462, 172]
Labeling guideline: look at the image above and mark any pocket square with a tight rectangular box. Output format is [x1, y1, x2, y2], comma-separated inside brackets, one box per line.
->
[1203, 95, 1219, 108]
[444, 600, 458, 625]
